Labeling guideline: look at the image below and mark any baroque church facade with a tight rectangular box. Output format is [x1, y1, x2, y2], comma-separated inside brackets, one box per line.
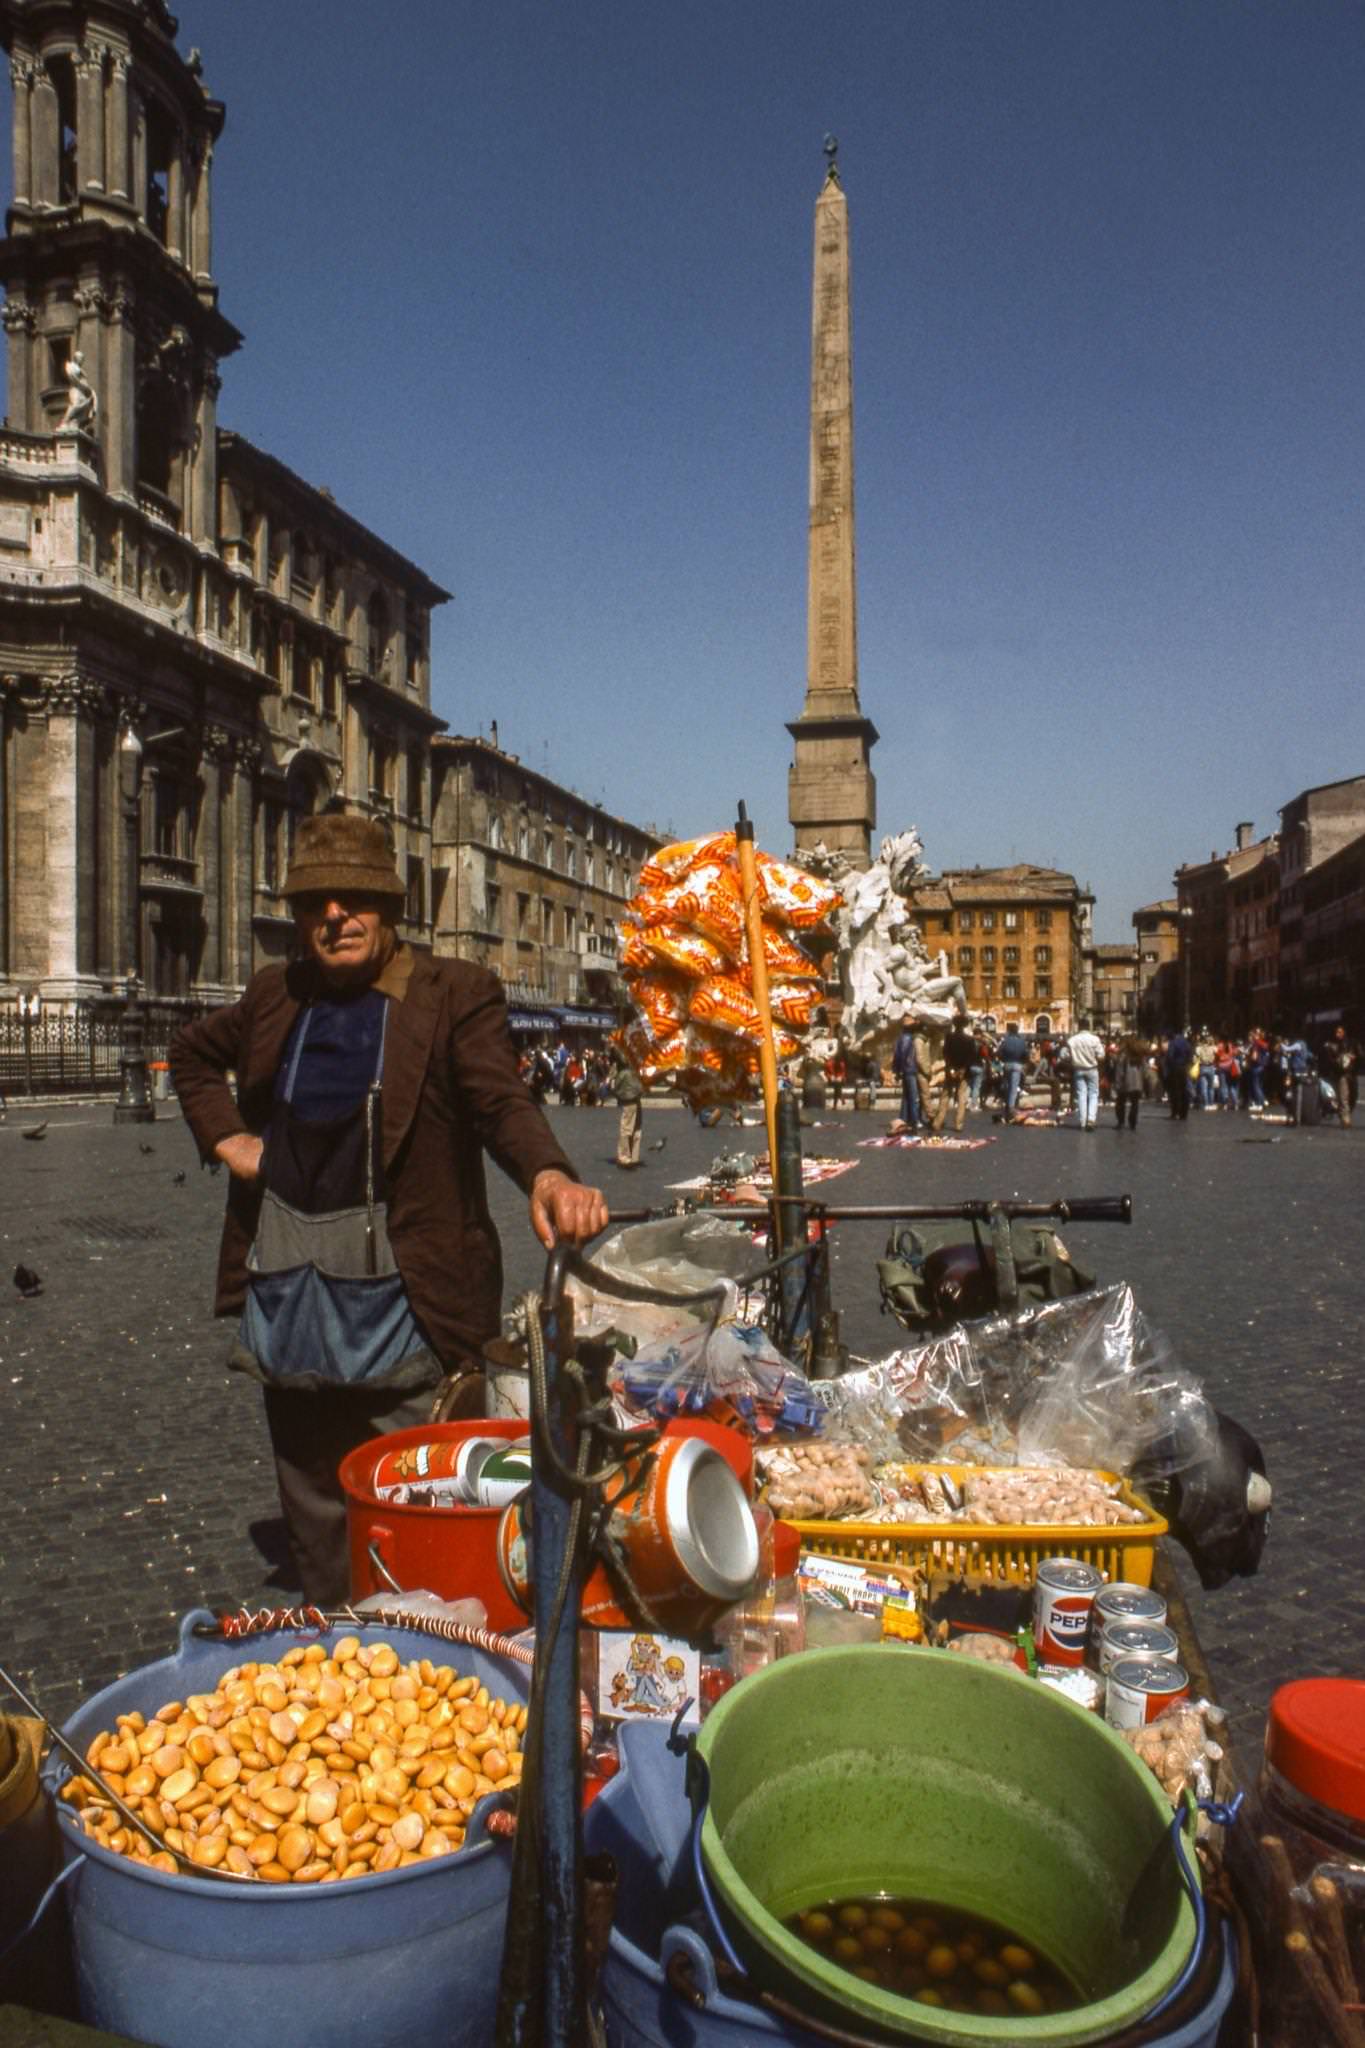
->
[0, 0, 447, 1012]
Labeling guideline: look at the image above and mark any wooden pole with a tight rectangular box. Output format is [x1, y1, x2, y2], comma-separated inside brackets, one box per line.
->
[734, 804, 782, 1193]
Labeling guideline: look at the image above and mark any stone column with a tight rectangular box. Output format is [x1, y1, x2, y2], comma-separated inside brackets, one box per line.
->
[199, 727, 229, 987]
[10, 58, 33, 206]
[230, 737, 261, 984]
[191, 137, 213, 280]
[166, 137, 185, 261]
[102, 290, 136, 499]
[131, 93, 146, 221]
[31, 67, 60, 209]
[2, 298, 37, 434]
[187, 360, 219, 544]
[106, 53, 130, 199]
[43, 676, 83, 991]
[76, 48, 105, 193]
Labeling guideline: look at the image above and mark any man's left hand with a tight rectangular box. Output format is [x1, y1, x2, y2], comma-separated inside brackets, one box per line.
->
[529, 1169, 609, 1250]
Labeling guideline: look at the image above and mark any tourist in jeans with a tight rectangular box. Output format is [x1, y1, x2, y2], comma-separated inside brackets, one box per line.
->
[1066, 1018, 1105, 1130]
[996, 1025, 1031, 1121]
[891, 1018, 921, 1128]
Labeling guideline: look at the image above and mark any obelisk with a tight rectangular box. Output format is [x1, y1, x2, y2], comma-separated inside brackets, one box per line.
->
[787, 136, 878, 863]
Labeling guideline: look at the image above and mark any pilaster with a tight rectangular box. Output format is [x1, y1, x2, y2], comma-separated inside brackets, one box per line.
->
[10, 56, 34, 206]
[191, 137, 213, 281]
[75, 46, 105, 194]
[106, 53, 130, 200]
[31, 68, 59, 209]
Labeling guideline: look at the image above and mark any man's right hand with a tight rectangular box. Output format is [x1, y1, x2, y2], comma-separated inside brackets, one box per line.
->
[214, 1133, 264, 1182]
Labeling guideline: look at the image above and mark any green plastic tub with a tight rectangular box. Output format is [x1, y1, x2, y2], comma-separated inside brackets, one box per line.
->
[694, 1644, 1200, 2044]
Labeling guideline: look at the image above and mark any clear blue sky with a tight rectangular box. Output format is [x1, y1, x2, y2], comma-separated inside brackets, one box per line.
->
[16, 3, 1365, 939]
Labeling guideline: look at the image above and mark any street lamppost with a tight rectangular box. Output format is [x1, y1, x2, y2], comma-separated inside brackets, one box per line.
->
[113, 719, 154, 1125]
[1178, 906, 1193, 1032]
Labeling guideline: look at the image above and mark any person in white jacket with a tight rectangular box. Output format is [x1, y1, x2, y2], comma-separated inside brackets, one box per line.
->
[1066, 1018, 1105, 1130]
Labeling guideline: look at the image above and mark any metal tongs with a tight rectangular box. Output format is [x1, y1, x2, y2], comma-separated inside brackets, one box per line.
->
[0, 1657, 258, 1884]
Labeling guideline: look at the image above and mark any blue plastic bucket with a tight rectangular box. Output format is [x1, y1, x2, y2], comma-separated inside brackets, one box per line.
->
[584, 1721, 1238, 2048]
[43, 1609, 529, 2048]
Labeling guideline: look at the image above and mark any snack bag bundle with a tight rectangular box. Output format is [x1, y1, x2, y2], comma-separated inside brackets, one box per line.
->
[617, 832, 840, 1106]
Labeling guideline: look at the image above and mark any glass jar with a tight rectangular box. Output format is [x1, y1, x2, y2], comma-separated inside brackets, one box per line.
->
[1237, 1678, 1365, 2044]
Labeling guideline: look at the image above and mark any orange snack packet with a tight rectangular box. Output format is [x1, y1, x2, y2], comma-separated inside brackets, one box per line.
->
[627, 923, 732, 981]
[756, 852, 842, 929]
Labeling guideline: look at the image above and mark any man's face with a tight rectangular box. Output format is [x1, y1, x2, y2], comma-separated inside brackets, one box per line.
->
[293, 892, 396, 985]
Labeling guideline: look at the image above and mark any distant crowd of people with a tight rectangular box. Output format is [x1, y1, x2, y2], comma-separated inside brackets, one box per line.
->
[884, 1018, 1358, 1133]
[517, 1038, 618, 1109]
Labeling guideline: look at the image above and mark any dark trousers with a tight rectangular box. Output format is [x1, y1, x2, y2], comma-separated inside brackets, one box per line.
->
[1114, 1089, 1140, 1130]
[1167, 1076, 1189, 1119]
[262, 1382, 437, 1605]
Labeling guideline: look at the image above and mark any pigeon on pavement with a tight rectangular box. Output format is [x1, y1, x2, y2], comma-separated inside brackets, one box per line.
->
[13, 1263, 43, 1297]
[21, 1121, 47, 1141]
[172, 1170, 187, 1186]
[648, 1137, 667, 1152]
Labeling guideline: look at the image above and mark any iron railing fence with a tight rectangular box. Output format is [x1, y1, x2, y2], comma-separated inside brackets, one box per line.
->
[0, 1001, 207, 1097]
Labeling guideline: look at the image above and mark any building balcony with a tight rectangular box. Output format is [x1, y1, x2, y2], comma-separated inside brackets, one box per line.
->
[137, 485, 182, 532]
[140, 851, 201, 897]
[578, 931, 618, 966]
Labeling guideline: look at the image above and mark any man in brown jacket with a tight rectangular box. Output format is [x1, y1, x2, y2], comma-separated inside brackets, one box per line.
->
[171, 813, 608, 1602]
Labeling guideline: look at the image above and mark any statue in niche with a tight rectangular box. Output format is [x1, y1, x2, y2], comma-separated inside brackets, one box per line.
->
[800, 831, 968, 1051]
[59, 351, 97, 433]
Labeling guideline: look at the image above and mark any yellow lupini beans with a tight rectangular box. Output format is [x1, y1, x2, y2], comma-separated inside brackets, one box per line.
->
[60, 1638, 526, 1885]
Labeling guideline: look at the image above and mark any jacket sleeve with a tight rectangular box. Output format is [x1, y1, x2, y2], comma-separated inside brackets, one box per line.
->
[444, 966, 580, 1193]
[169, 989, 254, 1162]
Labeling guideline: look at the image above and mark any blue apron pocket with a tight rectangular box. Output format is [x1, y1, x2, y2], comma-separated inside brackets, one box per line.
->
[240, 1263, 426, 1387]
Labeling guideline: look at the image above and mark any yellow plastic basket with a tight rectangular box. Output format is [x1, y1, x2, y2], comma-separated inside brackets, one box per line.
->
[785, 1464, 1168, 1588]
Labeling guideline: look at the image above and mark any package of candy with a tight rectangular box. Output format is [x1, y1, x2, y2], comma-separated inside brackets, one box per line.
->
[756, 851, 842, 929]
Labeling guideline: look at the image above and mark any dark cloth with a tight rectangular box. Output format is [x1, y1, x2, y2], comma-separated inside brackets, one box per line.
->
[276, 988, 387, 1124]
[263, 1381, 435, 1605]
[170, 952, 577, 1370]
[943, 1027, 978, 1075]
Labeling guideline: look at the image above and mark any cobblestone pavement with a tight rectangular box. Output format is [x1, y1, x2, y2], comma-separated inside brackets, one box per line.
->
[1, 1091, 1357, 1774]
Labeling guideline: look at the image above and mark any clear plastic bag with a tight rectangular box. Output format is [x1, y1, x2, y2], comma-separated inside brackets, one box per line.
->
[608, 1318, 823, 1435]
[811, 1284, 1218, 1480]
[564, 1213, 761, 1347]
[1008, 1284, 1218, 1478]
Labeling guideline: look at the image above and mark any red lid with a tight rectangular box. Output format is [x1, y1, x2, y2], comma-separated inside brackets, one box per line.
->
[1265, 1678, 1365, 1825]
[772, 1521, 802, 1578]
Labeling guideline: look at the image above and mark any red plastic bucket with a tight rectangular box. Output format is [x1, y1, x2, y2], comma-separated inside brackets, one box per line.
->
[340, 1420, 529, 1630]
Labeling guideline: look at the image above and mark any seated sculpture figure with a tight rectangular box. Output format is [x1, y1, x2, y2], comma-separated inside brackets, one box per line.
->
[802, 831, 968, 1051]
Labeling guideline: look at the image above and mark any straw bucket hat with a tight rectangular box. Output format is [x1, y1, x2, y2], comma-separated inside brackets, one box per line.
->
[281, 813, 404, 902]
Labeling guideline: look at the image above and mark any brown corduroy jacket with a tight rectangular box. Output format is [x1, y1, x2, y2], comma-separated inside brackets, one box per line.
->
[169, 952, 577, 1369]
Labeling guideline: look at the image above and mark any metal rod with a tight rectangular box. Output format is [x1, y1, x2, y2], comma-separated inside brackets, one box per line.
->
[0, 1658, 247, 1882]
[734, 803, 782, 1189]
[533, 1268, 587, 2045]
[775, 1089, 810, 1354]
